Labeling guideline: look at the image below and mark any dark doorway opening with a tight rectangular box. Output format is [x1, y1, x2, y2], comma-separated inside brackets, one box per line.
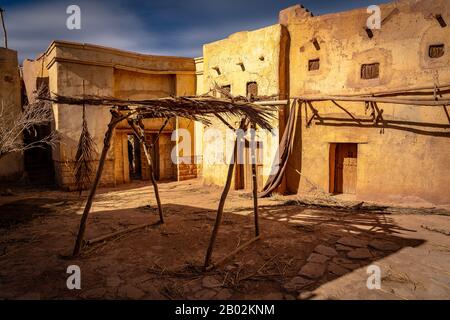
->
[329, 143, 358, 194]
[127, 133, 162, 181]
[246, 82, 258, 100]
[127, 134, 142, 180]
[23, 77, 55, 186]
[23, 124, 55, 185]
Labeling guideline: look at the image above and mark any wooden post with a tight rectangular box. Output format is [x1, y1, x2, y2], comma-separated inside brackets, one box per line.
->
[73, 111, 123, 256]
[250, 122, 260, 237]
[0, 8, 7, 48]
[153, 117, 170, 145]
[294, 95, 450, 107]
[141, 136, 164, 224]
[204, 118, 247, 270]
[127, 119, 164, 224]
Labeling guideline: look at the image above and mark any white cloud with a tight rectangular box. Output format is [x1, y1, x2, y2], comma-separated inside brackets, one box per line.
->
[3, 0, 276, 63]
[5, 1, 157, 63]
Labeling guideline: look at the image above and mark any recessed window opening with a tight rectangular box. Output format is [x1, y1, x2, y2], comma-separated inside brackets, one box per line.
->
[220, 85, 231, 98]
[246, 82, 258, 99]
[308, 59, 320, 71]
[361, 63, 379, 79]
[429, 44, 445, 59]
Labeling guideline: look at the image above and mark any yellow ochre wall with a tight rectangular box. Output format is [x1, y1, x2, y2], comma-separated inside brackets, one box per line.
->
[200, 24, 289, 189]
[0, 48, 23, 180]
[284, 0, 450, 205]
[197, 0, 449, 206]
[23, 41, 197, 189]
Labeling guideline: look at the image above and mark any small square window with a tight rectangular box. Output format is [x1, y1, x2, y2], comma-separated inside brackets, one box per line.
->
[361, 63, 379, 79]
[220, 85, 231, 98]
[429, 44, 445, 59]
[246, 82, 258, 99]
[308, 59, 320, 71]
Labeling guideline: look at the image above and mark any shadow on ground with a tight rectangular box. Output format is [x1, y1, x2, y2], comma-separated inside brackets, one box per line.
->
[0, 195, 425, 300]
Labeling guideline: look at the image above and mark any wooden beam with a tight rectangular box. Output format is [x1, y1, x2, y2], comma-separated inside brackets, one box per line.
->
[205, 235, 262, 271]
[254, 100, 289, 106]
[306, 101, 320, 127]
[250, 123, 260, 237]
[85, 223, 156, 246]
[127, 118, 164, 223]
[343, 84, 450, 98]
[331, 100, 361, 124]
[435, 14, 447, 28]
[372, 102, 385, 125]
[152, 117, 170, 147]
[203, 118, 247, 270]
[216, 113, 236, 131]
[72, 110, 132, 256]
[296, 95, 450, 106]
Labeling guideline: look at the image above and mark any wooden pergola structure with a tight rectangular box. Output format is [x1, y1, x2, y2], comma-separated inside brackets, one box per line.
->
[40, 92, 277, 270]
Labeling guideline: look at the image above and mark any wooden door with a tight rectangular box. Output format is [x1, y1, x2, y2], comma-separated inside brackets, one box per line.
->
[247, 141, 264, 192]
[158, 133, 176, 180]
[334, 143, 357, 194]
[235, 140, 263, 192]
[244, 147, 252, 190]
[141, 133, 160, 181]
[235, 162, 245, 190]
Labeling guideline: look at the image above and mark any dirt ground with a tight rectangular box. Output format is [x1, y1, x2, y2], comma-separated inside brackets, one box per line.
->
[0, 179, 449, 300]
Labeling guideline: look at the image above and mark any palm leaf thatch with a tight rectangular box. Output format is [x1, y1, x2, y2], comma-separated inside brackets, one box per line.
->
[74, 101, 97, 194]
[38, 87, 277, 131]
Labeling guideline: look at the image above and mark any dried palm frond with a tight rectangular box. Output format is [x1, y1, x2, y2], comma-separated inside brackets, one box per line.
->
[74, 103, 97, 194]
[37, 89, 277, 131]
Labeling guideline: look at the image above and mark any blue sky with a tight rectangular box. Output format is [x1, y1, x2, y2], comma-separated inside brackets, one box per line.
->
[0, 0, 390, 63]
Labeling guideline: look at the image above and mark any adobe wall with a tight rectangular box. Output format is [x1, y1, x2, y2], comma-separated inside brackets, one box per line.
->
[24, 41, 196, 189]
[194, 57, 205, 178]
[0, 48, 24, 181]
[201, 24, 288, 189]
[283, 0, 450, 205]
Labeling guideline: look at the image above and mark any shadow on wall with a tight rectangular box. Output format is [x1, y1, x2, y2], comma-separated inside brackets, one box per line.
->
[314, 117, 450, 137]
[305, 100, 450, 138]
[23, 77, 56, 185]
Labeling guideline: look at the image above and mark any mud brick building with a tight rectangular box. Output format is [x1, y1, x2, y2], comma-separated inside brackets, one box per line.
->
[2, 0, 449, 206]
[0, 48, 23, 181]
[198, 0, 450, 205]
[22, 41, 202, 189]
